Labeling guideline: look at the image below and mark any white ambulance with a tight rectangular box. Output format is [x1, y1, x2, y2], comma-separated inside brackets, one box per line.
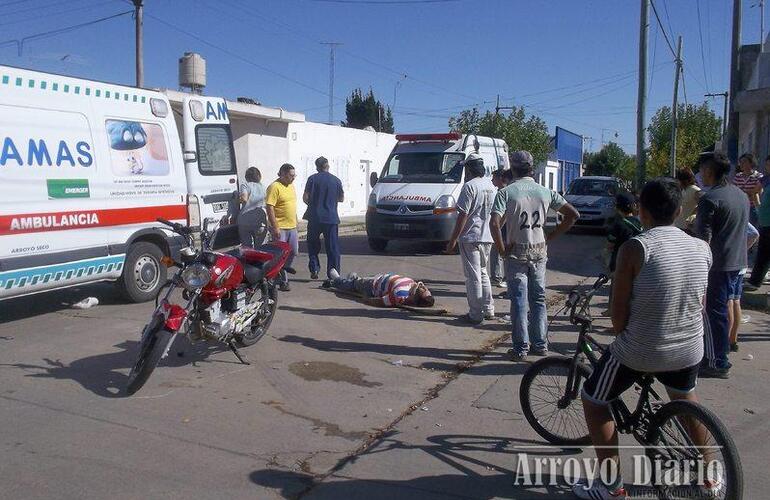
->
[366, 133, 509, 251]
[0, 65, 239, 302]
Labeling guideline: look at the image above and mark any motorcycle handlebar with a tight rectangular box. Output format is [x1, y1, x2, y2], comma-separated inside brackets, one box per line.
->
[156, 218, 191, 235]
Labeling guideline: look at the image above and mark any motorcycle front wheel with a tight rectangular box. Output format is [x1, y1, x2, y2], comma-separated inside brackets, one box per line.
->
[237, 282, 278, 347]
[126, 317, 173, 395]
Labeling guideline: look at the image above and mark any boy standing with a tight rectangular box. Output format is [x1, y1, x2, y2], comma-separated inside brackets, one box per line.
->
[606, 192, 642, 274]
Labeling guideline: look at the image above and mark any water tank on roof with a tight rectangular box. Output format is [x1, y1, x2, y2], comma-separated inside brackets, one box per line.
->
[178, 52, 206, 94]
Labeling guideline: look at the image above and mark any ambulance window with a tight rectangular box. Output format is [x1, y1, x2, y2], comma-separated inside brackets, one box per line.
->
[195, 125, 236, 175]
[105, 120, 170, 176]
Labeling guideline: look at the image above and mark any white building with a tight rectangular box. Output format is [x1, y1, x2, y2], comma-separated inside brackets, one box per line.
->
[164, 91, 397, 218]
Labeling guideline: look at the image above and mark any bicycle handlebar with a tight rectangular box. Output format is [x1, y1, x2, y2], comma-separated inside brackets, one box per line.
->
[567, 274, 610, 326]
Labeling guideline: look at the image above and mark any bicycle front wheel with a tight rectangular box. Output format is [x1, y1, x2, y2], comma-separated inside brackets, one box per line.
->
[645, 400, 743, 500]
[519, 356, 592, 446]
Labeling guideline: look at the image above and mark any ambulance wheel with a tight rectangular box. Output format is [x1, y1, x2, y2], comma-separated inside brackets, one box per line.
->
[368, 238, 388, 252]
[118, 242, 167, 303]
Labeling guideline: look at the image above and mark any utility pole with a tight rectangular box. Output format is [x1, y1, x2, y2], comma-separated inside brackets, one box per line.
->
[321, 42, 342, 125]
[495, 94, 515, 134]
[752, 1, 764, 164]
[636, 0, 649, 189]
[133, 0, 143, 88]
[670, 36, 683, 177]
[728, 0, 742, 164]
[495, 94, 515, 115]
[705, 91, 729, 136]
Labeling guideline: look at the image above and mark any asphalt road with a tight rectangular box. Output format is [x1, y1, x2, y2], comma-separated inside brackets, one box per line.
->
[1, 232, 767, 499]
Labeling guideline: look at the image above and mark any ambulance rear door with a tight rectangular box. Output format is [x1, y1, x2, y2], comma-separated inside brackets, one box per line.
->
[181, 96, 239, 247]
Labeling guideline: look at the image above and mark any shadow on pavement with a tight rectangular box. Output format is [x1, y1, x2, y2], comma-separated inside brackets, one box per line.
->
[278, 335, 505, 364]
[0, 336, 229, 398]
[249, 433, 582, 499]
[0, 282, 126, 324]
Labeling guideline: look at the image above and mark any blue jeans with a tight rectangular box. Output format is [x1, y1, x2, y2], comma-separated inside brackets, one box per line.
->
[307, 221, 340, 278]
[506, 258, 548, 354]
[704, 269, 741, 370]
[276, 228, 298, 287]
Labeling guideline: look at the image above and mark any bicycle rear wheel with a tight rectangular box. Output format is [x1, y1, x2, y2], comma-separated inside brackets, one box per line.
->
[520, 356, 592, 446]
[644, 400, 743, 500]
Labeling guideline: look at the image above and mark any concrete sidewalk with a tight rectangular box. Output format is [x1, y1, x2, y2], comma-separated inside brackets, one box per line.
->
[288, 286, 770, 499]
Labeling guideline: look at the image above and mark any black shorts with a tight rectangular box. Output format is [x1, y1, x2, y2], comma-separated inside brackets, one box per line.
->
[582, 351, 699, 405]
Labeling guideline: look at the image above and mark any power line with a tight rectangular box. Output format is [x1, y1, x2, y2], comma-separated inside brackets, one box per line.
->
[221, 0, 479, 102]
[145, 13, 340, 101]
[649, 17, 658, 90]
[3, 0, 87, 16]
[695, 0, 710, 92]
[0, 0, 120, 27]
[312, 0, 460, 4]
[661, 0, 676, 42]
[525, 72, 638, 109]
[649, 0, 676, 58]
[0, 10, 133, 56]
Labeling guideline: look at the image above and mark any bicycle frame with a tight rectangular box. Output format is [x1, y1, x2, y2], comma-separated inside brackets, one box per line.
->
[561, 276, 664, 438]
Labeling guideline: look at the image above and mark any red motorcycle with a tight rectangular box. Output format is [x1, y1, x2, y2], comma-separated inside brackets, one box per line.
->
[126, 218, 293, 395]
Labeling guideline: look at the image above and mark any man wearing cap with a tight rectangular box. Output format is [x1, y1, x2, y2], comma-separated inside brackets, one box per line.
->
[303, 156, 344, 280]
[490, 150, 580, 360]
[446, 153, 497, 324]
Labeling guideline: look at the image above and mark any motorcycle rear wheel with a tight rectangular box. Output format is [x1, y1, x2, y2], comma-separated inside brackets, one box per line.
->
[237, 283, 278, 347]
[126, 320, 173, 395]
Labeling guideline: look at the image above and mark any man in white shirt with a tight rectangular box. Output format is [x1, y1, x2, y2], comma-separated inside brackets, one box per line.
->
[490, 151, 579, 360]
[446, 153, 497, 324]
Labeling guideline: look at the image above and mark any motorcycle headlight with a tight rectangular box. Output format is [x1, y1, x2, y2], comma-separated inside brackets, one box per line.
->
[181, 263, 211, 290]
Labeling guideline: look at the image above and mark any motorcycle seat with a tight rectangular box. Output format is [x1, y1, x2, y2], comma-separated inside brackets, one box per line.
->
[242, 263, 265, 285]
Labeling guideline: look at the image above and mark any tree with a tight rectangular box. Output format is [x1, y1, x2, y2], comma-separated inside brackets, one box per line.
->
[583, 142, 636, 189]
[448, 106, 551, 166]
[647, 102, 722, 177]
[342, 88, 394, 133]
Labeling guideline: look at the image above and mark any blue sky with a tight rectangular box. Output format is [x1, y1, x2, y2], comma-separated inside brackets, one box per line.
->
[0, 0, 762, 153]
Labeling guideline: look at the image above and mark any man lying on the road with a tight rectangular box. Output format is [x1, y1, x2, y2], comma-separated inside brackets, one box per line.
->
[323, 269, 434, 308]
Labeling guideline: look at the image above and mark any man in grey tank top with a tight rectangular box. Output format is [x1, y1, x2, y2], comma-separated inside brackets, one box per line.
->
[575, 179, 712, 500]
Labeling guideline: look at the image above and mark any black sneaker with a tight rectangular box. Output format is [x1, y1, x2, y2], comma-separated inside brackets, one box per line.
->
[278, 283, 291, 292]
[508, 349, 527, 362]
[730, 342, 739, 352]
[530, 348, 548, 357]
[457, 314, 483, 326]
[699, 366, 730, 379]
[310, 271, 319, 280]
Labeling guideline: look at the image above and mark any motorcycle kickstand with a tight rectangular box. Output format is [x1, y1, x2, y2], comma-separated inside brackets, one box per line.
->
[227, 342, 251, 365]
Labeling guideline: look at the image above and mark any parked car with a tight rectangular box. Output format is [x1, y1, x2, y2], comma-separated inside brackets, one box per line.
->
[564, 176, 623, 230]
[366, 132, 509, 252]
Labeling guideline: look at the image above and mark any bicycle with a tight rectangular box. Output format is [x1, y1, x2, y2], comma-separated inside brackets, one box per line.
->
[519, 275, 743, 499]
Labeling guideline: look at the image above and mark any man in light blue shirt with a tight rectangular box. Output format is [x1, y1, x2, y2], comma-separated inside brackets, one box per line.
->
[490, 151, 579, 360]
[446, 153, 497, 325]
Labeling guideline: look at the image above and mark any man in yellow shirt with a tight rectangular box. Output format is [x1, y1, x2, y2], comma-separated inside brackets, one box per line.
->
[266, 163, 298, 291]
